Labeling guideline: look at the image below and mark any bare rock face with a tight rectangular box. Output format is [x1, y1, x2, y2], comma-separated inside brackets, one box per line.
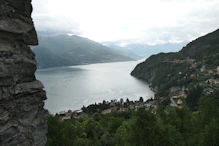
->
[0, 0, 48, 146]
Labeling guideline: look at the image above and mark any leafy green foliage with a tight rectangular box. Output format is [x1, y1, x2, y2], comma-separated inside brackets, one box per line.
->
[186, 85, 203, 110]
[47, 97, 219, 146]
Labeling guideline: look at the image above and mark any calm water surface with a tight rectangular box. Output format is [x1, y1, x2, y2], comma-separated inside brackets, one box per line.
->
[36, 60, 154, 114]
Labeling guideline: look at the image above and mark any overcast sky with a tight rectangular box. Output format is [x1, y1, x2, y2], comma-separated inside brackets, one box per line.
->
[32, 0, 219, 45]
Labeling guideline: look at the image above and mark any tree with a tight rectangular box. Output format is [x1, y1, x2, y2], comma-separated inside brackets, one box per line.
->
[46, 115, 79, 146]
[186, 85, 203, 110]
[130, 108, 158, 146]
[116, 120, 133, 145]
[201, 119, 219, 146]
[120, 98, 124, 104]
[139, 97, 144, 102]
[99, 132, 116, 146]
[126, 98, 130, 103]
[198, 97, 219, 126]
[82, 118, 103, 140]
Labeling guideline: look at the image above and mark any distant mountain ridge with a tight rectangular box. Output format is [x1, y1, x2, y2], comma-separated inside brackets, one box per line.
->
[32, 35, 133, 68]
[104, 41, 188, 59]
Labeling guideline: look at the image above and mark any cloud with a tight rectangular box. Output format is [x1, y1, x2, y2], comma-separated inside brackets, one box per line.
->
[33, 15, 82, 35]
[32, 0, 82, 35]
[32, 0, 219, 44]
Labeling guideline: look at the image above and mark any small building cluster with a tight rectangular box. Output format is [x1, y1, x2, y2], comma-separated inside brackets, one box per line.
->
[206, 79, 219, 85]
[169, 96, 184, 109]
[167, 86, 188, 109]
[57, 110, 85, 121]
[58, 97, 159, 121]
[101, 97, 157, 114]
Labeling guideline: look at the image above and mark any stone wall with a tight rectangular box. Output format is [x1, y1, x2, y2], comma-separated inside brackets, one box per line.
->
[0, 0, 48, 145]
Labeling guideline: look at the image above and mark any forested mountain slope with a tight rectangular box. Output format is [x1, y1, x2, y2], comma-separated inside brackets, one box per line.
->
[131, 29, 219, 109]
[33, 35, 133, 68]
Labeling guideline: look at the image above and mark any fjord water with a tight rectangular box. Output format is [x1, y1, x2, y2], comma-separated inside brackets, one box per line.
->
[36, 60, 154, 114]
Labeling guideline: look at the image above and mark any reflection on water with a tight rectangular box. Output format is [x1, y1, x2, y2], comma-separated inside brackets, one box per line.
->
[36, 60, 154, 114]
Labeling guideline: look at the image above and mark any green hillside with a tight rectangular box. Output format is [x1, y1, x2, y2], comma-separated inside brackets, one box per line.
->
[131, 29, 219, 109]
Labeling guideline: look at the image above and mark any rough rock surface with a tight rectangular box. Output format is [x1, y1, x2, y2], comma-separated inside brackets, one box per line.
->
[0, 0, 48, 146]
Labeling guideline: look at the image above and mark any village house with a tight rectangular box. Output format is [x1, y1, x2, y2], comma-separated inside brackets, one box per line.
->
[214, 79, 219, 84]
[177, 99, 183, 105]
[190, 63, 197, 69]
[129, 104, 135, 110]
[60, 110, 85, 120]
[70, 112, 78, 119]
[96, 108, 101, 113]
[61, 116, 71, 121]
[206, 79, 219, 85]
[208, 70, 214, 74]
[204, 88, 214, 96]
[119, 107, 128, 112]
[120, 98, 124, 105]
[170, 87, 181, 93]
[144, 102, 153, 110]
[206, 79, 214, 84]
[134, 102, 144, 110]
[110, 106, 117, 112]
[58, 111, 66, 117]
[110, 100, 115, 106]
[102, 109, 112, 114]
[190, 74, 196, 78]
[181, 93, 188, 98]
[200, 66, 206, 72]
[134, 99, 155, 111]
[170, 96, 184, 109]
[61, 112, 74, 121]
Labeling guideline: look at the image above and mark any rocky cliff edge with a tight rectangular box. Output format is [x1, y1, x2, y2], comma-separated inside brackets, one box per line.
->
[0, 0, 48, 146]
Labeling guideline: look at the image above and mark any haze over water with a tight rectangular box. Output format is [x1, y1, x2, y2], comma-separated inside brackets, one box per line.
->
[36, 60, 154, 114]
